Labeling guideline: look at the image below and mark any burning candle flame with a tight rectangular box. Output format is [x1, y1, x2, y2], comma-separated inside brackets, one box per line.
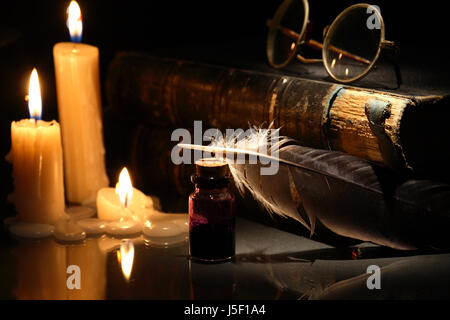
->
[118, 239, 135, 281]
[67, 1, 83, 43]
[115, 167, 133, 208]
[28, 68, 42, 121]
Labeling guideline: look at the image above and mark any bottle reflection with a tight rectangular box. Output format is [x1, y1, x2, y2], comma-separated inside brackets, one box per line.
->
[188, 259, 237, 300]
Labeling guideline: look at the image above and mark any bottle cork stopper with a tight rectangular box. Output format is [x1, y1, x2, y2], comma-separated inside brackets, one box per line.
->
[195, 158, 229, 178]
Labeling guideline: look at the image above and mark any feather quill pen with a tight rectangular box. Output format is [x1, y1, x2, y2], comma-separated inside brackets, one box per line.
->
[179, 127, 450, 250]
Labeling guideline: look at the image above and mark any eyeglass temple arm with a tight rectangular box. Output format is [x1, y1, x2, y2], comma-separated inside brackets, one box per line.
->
[266, 20, 371, 65]
[380, 40, 402, 89]
[392, 60, 402, 89]
[296, 54, 322, 63]
[266, 19, 300, 40]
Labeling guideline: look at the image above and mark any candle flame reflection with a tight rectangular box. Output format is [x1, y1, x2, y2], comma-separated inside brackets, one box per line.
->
[67, 1, 83, 43]
[115, 167, 133, 208]
[117, 239, 135, 281]
[28, 68, 42, 121]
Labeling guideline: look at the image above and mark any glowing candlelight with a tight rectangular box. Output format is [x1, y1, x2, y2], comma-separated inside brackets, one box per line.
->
[53, 0, 109, 205]
[28, 68, 42, 121]
[6, 69, 65, 225]
[67, 1, 83, 43]
[97, 167, 150, 221]
[116, 168, 133, 208]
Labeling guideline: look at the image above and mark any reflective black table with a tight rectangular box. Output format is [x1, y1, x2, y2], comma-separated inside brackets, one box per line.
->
[1, 217, 450, 300]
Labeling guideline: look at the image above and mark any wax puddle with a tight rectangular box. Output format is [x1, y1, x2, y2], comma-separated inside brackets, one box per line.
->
[5, 209, 189, 244]
[65, 205, 96, 220]
[76, 218, 107, 235]
[143, 220, 183, 237]
[54, 218, 86, 242]
[144, 233, 188, 248]
[106, 218, 142, 236]
[8, 222, 55, 239]
[142, 213, 189, 247]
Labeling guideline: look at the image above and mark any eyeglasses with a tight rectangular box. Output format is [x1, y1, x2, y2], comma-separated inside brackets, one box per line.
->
[266, 1, 402, 87]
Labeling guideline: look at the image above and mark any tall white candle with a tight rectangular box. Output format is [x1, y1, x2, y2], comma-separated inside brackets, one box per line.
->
[53, 1, 109, 205]
[6, 69, 65, 224]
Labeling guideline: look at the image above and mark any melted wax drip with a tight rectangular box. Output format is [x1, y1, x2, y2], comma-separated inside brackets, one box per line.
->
[5, 196, 189, 244]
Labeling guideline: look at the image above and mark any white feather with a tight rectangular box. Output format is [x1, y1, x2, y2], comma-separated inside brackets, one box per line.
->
[206, 126, 314, 232]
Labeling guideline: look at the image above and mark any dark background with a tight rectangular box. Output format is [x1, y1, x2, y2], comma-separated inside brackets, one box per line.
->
[1, 0, 449, 230]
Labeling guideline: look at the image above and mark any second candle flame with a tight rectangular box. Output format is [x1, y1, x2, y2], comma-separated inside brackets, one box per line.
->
[28, 69, 42, 121]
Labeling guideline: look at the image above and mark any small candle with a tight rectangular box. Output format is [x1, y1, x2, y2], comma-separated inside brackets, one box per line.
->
[6, 69, 65, 225]
[53, 1, 109, 205]
[97, 167, 152, 221]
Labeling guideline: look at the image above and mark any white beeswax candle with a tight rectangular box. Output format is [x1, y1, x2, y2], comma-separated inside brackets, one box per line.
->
[53, 1, 109, 205]
[7, 69, 65, 224]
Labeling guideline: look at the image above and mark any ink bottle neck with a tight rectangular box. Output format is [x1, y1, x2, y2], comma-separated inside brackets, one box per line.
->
[192, 158, 230, 189]
[191, 174, 231, 190]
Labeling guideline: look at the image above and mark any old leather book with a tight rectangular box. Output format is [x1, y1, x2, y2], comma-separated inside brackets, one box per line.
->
[106, 52, 450, 179]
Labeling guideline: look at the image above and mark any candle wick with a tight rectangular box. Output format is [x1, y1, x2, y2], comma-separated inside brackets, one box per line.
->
[71, 42, 78, 54]
[124, 192, 128, 208]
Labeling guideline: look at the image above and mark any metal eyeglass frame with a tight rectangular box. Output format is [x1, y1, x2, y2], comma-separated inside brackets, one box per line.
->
[266, 1, 401, 87]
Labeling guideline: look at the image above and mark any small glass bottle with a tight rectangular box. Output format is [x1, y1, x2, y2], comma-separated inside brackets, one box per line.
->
[189, 158, 235, 262]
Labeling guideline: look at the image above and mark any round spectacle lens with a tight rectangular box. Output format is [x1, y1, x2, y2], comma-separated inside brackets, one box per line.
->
[267, 0, 308, 68]
[323, 4, 383, 82]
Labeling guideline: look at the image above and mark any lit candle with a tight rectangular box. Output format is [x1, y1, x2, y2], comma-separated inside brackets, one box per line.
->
[53, 1, 109, 205]
[6, 69, 65, 224]
[96, 167, 152, 221]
